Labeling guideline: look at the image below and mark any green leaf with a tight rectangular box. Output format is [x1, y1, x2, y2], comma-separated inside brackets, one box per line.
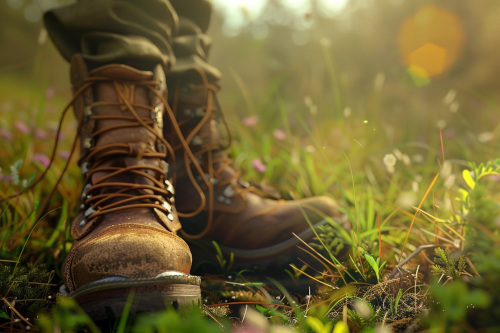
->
[364, 253, 380, 281]
[307, 316, 330, 333]
[462, 169, 476, 189]
[332, 320, 349, 333]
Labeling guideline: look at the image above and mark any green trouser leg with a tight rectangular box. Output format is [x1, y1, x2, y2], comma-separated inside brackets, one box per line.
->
[43, 0, 220, 82]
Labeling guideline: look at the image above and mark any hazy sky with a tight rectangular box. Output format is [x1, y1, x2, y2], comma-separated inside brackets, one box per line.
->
[212, 0, 349, 35]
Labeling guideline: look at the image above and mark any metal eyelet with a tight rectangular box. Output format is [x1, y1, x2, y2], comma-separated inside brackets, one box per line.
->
[84, 206, 96, 218]
[83, 106, 93, 117]
[192, 135, 203, 145]
[156, 142, 167, 154]
[161, 160, 169, 175]
[194, 107, 204, 117]
[83, 137, 93, 149]
[165, 180, 175, 195]
[81, 162, 90, 175]
[162, 200, 172, 213]
[223, 185, 235, 198]
[81, 183, 91, 200]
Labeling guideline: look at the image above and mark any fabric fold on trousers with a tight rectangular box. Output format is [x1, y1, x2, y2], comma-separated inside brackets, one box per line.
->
[43, 0, 220, 81]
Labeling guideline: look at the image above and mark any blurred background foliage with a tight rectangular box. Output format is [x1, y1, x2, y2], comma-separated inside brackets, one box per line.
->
[2, 0, 500, 160]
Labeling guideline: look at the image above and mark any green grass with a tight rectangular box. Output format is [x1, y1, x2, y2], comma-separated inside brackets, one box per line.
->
[1, 34, 500, 333]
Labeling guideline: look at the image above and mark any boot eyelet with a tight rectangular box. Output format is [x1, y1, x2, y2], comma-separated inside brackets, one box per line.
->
[83, 137, 94, 149]
[81, 162, 90, 175]
[183, 108, 192, 116]
[192, 135, 203, 145]
[162, 200, 172, 212]
[84, 106, 93, 118]
[167, 213, 174, 221]
[194, 107, 204, 117]
[161, 160, 169, 174]
[79, 219, 87, 228]
[223, 185, 235, 198]
[81, 183, 91, 200]
[165, 180, 175, 195]
[156, 142, 167, 154]
[84, 206, 96, 218]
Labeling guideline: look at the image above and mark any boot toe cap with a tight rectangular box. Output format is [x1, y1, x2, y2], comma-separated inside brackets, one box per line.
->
[64, 224, 192, 291]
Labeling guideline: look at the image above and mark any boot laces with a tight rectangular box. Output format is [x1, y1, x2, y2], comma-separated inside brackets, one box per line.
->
[76, 75, 176, 225]
[170, 69, 278, 239]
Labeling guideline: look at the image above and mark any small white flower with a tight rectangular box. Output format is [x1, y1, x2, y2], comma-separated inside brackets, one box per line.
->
[449, 101, 459, 113]
[444, 174, 456, 188]
[305, 145, 316, 153]
[436, 120, 447, 129]
[343, 107, 352, 118]
[304, 95, 313, 107]
[397, 192, 417, 209]
[478, 132, 494, 143]
[413, 154, 424, 164]
[383, 154, 397, 174]
[441, 161, 452, 179]
[393, 149, 403, 160]
[443, 89, 457, 105]
[402, 154, 411, 165]
[353, 299, 372, 319]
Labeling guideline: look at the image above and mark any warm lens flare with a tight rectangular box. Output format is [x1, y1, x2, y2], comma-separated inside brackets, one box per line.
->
[398, 4, 465, 83]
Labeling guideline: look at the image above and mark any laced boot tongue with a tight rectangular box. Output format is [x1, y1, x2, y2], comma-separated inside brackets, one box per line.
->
[72, 56, 179, 236]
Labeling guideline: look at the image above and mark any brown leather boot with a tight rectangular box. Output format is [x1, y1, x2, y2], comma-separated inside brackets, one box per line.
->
[165, 72, 347, 271]
[64, 55, 200, 320]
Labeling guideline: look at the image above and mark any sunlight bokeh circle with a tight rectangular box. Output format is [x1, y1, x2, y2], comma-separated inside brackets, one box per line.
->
[398, 4, 466, 82]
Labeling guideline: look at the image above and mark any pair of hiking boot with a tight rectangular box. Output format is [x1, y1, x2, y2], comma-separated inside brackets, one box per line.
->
[63, 54, 343, 319]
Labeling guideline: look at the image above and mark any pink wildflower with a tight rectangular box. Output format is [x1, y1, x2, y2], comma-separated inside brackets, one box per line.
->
[252, 158, 267, 173]
[59, 150, 71, 159]
[35, 128, 49, 139]
[273, 128, 286, 141]
[242, 115, 259, 127]
[45, 86, 55, 100]
[15, 121, 30, 134]
[33, 153, 50, 168]
[0, 128, 13, 141]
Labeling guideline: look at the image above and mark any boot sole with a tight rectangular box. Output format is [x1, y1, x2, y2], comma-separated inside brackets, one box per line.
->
[68, 275, 201, 321]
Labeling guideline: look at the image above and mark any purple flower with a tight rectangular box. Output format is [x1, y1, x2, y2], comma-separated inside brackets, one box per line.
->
[0, 173, 12, 182]
[242, 115, 259, 127]
[59, 150, 71, 159]
[252, 158, 267, 173]
[33, 153, 50, 168]
[35, 128, 49, 139]
[273, 128, 286, 141]
[15, 121, 30, 134]
[45, 86, 55, 100]
[0, 128, 13, 141]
